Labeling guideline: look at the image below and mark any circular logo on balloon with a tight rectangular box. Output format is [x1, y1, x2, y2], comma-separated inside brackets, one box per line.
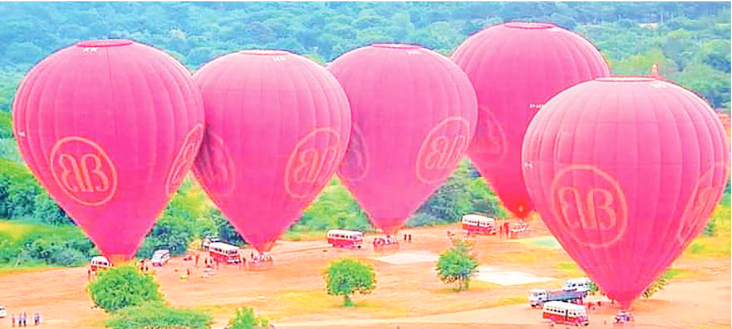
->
[165, 124, 204, 195]
[50, 136, 118, 206]
[472, 105, 507, 166]
[550, 164, 628, 248]
[194, 129, 236, 196]
[416, 117, 472, 184]
[337, 125, 369, 182]
[676, 164, 726, 248]
[285, 128, 342, 198]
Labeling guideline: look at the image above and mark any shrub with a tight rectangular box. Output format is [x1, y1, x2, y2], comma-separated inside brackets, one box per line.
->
[49, 248, 86, 267]
[106, 302, 212, 329]
[88, 264, 163, 312]
[227, 307, 269, 329]
[324, 259, 376, 306]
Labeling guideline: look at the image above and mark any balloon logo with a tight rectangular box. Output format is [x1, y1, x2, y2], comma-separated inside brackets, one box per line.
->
[550, 165, 628, 248]
[416, 117, 471, 184]
[284, 128, 342, 198]
[50, 136, 117, 206]
[338, 125, 369, 182]
[677, 164, 725, 247]
[166, 123, 204, 195]
[194, 130, 236, 196]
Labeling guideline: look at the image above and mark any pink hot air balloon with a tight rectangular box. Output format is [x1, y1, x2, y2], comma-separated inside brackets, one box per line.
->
[193, 50, 351, 253]
[522, 77, 730, 309]
[13, 39, 205, 263]
[452, 22, 610, 219]
[330, 44, 478, 236]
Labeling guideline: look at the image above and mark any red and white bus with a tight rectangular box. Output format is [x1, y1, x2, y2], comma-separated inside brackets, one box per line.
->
[327, 230, 364, 248]
[461, 214, 496, 235]
[542, 301, 589, 326]
[208, 242, 241, 264]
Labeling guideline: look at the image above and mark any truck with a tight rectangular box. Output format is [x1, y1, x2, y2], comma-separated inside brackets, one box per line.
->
[529, 288, 586, 307]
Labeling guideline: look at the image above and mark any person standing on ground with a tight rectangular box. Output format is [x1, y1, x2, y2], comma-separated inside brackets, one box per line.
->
[195, 253, 200, 267]
[11, 313, 15, 327]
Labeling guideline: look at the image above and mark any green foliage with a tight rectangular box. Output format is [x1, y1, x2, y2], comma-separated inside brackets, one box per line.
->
[227, 307, 269, 329]
[0, 160, 42, 218]
[106, 302, 212, 329]
[33, 190, 73, 225]
[587, 282, 599, 296]
[324, 258, 376, 306]
[88, 264, 163, 313]
[296, 184, 370, 232]
[436, 241, 479, 291]
[0, 111, 12, 138]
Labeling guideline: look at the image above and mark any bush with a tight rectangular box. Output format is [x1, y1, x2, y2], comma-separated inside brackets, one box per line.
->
[88, 264, 163, 312]
[324, 258, 376, 306]
[642, 270, 673, 299]
[436, 241, 479, 291]
[49, 248, 86, 267]
[106, 302, 212, 329]
[227, 307, 269, 329]
[33, 191, 73, 225]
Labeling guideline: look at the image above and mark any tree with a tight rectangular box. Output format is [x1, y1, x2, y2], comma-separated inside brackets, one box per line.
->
[436, 240, 479, 291]
[324, 258, 376, 306]
[227, 307, 269, 329]
[88, 264, 163, 312]
[33, 190, 73, 225]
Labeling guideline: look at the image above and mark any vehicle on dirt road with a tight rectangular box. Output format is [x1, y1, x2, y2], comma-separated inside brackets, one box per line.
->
[151, 249, 171, 267]
[562, 277, 593, 293]
[201, 236, 223, 251]
[208, 242, 241, 264]
[461, 214, 496, 235]
[89, 256, 111, 273]
[542, 301, 589, 326]
[529, 289, 586, 307]
[614, 311, 634, 324]
[327, 230, 364, 248]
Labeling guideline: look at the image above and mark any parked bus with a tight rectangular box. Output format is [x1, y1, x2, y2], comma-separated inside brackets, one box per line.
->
[208, 242, 241, 264]
[542, 301, 589, 326]
[461, 214, 496, 235]
[327, 230, 364, 248]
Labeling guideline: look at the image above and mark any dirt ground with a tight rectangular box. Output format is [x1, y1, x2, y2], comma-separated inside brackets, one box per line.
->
[0, 221, 729, 329]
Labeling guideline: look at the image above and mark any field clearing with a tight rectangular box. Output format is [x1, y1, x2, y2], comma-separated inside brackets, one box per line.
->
[0, 221, 727, 329]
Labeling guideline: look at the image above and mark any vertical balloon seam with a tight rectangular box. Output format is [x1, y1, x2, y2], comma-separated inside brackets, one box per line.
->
[20, 56, 53, 202]
[634, 84, 666, 294]
[641, 85, 680, 292]
[151, 49, 179, 196]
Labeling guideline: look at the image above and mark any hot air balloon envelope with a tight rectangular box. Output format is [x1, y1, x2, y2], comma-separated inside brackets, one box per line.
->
[13, 39, 205, 262]
[330, 44, 478, 234]
[522, 77, 730, 308]
[452, 22, 610, 219]
[193, 50, 351, 252]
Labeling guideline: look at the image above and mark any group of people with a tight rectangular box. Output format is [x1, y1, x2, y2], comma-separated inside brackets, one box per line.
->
[373, 235, 400, 246]
[498, 220, 528, 238]
[10, 312, 40, 327]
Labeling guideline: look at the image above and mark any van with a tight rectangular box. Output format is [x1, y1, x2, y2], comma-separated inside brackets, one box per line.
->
[90, 256, 111, 272]
[562, 277, 592, 293]
[151, 249, 171, 267]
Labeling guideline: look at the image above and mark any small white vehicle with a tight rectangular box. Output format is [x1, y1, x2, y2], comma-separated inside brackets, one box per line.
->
[90, 256, 112, 272]
[542, 301, 589, 326]
[0, 305, 6, 318]
[151, 250, 171, 267]
[562, 277, 592, 293]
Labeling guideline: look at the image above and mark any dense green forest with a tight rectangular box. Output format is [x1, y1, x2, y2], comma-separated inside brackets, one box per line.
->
[0, 2, 729, 267]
